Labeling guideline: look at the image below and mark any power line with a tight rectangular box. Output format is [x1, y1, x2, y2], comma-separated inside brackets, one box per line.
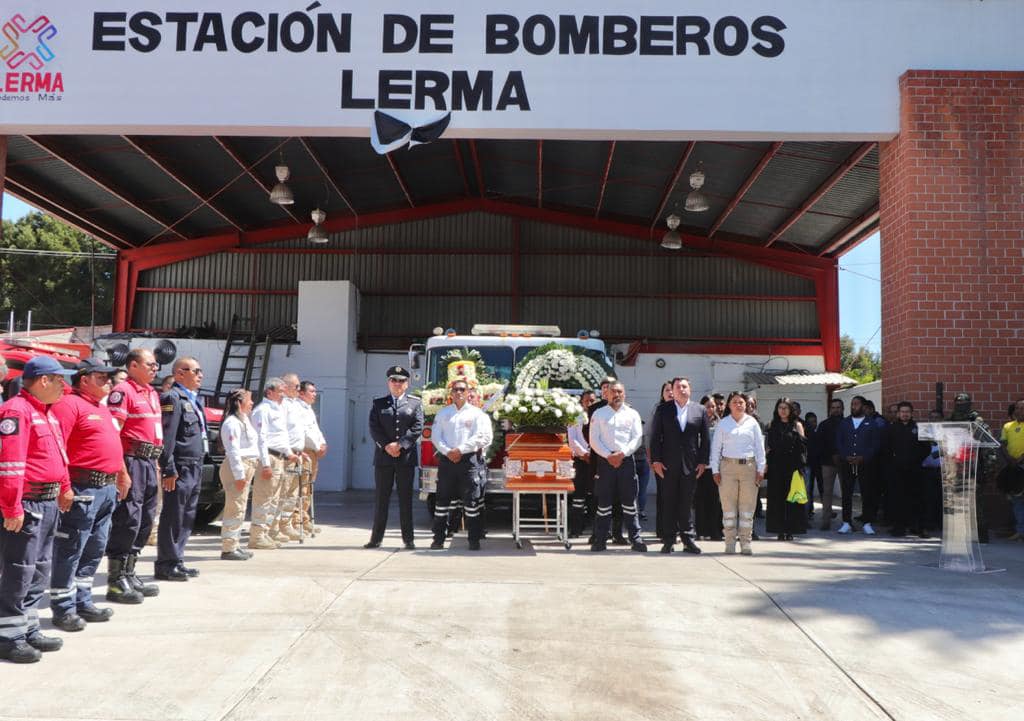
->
[838, 266, 880, 282]
[0, 247, 116, 259]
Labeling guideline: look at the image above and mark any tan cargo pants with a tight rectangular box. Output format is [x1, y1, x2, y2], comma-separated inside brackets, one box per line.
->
[219, 457, 257, 552]
[250, 455, 286, 540]
[718, 458, 760, 549]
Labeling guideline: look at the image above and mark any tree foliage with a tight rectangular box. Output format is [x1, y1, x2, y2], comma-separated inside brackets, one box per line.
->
[840, 333, 881, 383]
[0, 212, 115, 328]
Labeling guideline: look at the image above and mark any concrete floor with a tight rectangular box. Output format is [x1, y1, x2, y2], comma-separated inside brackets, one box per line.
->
[4, 492, 1024, 721]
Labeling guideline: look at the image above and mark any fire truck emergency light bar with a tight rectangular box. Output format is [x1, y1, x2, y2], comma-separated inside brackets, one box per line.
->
[470, 324, 562, 337]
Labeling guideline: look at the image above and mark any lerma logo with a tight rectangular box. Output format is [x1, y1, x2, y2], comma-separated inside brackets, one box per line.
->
[0, 12, 64, 94]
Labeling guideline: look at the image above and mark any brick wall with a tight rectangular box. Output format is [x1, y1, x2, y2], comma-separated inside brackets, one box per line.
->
[880, 70, 1024, 425]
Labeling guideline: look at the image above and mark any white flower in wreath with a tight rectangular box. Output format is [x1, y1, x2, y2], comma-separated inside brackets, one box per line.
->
[518, 406, 528, 413]
[492, 410, 501, 419]
[531, 405, 540, 413]
[554, 409, 563, 418]
[502, 403, 512, 412]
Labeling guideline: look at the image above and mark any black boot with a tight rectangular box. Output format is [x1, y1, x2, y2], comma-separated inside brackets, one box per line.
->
[105, 557, 144, 605]
[0, 639, 41, 664]
[126, 553, 160, 597]
[26, 629, 62, 652]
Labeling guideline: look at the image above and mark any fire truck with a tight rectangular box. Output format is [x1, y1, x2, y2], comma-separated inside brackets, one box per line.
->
[408, 324, 613, 512]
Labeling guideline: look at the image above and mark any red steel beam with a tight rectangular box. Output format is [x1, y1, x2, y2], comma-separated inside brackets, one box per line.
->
[452, 140, 471, 196]
[469, 139, 485, 198]
[638, 341, 824, 357]
[649, 141, 696, 231]
[3, 177, 133, 250]
[298, 137, 357, 218]
[594, 141, 616, 219]
[764, 142, 875, 247]
[818, 206, 880, 257]
[385, 152, 415, 207]
[213, 136, 302, 224]
[23, 136, 189, 241]
[815, 265, 842, 371]
[120, 136, 244, 232]
[708, 141, 782, 239]
[536, 140, 543, 208]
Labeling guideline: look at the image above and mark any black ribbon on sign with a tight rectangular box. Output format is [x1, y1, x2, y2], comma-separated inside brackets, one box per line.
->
[372, 110, 451, 154]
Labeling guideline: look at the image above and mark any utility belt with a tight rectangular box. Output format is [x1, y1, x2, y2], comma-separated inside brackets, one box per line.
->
[23, 481, 61, 501]
[722, 456, 756, 465]
[69, 467, 117, 488]
[268, 448, 292, 460]
[126, 439, 163, 460]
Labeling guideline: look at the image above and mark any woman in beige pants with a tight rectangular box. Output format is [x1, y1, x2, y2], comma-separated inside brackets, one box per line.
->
[709, 392, 767, 555]
[218, 389, 259, 560]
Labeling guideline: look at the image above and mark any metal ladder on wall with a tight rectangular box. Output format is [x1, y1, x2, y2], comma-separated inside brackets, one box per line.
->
[212, 313, 272, 406]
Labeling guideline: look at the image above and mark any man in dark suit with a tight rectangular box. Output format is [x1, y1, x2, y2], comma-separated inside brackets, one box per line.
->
[365, 366, 423, 549]
[650, 377, 710, 554]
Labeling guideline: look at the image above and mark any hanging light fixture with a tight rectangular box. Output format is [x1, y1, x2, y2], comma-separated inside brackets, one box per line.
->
[660, 210, 682, 250]
[307, 207, 328, 244]
[269, 154, 295, 205]
[684, 162, 709, 213]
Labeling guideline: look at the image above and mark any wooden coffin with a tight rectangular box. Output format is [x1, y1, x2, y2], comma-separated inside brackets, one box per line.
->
[503, 431, 575, 491]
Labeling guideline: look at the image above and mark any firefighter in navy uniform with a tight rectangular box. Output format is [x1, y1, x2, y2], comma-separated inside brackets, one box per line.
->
[0, 356, 75, 664]
[155, 358, 206, 582]
[365, 366, 423, 549]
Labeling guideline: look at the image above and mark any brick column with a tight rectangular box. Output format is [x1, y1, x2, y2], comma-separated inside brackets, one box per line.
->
[880, 71, 1024, 422]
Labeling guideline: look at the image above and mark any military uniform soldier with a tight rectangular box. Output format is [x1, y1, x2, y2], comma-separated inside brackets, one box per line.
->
[365, 366, 423, 549]
[105, 348, 162, 603]
[0, 356, 75, 664]
[155, 358, 206, 582]
[48, 358, 130, 632]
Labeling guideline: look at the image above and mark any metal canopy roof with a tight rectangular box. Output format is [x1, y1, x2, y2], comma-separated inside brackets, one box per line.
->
[3, 135, 878, 256]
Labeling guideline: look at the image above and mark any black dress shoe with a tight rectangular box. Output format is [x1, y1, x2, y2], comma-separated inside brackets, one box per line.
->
[631, 541, 648, 553]
[590, 544, 607, 552]
[404, 541, 416, 550]
[660, 543, 673, 554]
[26, 630, 62, 652]
[468, 540, 481, 551]
[681, 537, 702, 554]
[175, 564, 199, 578]
[221, 550, 250, 561]
[777, 533, 786, 541]
[363, 540, 381, 549]
[154, 566, 188, 582]
[429, 540, 445, 550]
[52, 614, 87, 633]
[0, 639, 41, 663]
[76, 604, 113, 623]
[784, 533, 794, 541]
[610, 535, 629, 546]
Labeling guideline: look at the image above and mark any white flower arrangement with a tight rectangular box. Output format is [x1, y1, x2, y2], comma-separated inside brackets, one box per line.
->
[492, 388, 584, 429]
[512, 345, 611, 392]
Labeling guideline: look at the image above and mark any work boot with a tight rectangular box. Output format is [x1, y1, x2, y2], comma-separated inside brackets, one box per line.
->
[0, 639, 41, 664]
[154, 565, 188, 582]
[248, 528, 278, 550]
[221, 549, 250, 561]
[26, 629, 62, 652]
[52, 613, 87, 633]
[76, 604, 113, 623]
[280, 524, 301, 541]
[105, 557, 144, 605]
[126, 553, 160, 597]
[740, 542, 753, 555]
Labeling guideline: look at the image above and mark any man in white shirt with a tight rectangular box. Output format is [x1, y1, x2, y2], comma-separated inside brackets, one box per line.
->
[429, 380, 492, 550]
[250, 378, 299, 548]
[567, 390, 597, 537]
[279, 372, 308, 539]
[295, 380, 327, 535]
[589, 382, 646, 552]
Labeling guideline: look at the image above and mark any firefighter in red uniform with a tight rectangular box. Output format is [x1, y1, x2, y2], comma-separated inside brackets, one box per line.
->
[0, 356, 75, 664]
[48, 358, 131, 631]
[104, 348, 162, 603]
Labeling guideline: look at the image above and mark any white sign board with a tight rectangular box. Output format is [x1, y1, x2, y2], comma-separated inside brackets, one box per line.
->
[0, 1, 1021, 139]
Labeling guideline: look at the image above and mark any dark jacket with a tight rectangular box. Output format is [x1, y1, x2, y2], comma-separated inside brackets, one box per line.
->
[887, 420, 931, 469]
[159, 384, 206, 477]
[815, 414, 844, 464]
[369, 394, 423, 467]
[649, 400, 710, 476]
[836, 415, 882, 463]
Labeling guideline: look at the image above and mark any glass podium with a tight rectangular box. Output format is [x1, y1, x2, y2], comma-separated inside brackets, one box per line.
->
[917, 421, 1002, 573]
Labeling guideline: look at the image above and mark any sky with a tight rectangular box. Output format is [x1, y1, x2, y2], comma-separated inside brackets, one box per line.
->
[2, 192, 883, 353]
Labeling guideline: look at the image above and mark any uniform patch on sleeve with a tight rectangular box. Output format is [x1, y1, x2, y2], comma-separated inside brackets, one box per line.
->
[0, 417, 19, 435]
[161, 404, 174, 412]
[108, 391, 124, 405]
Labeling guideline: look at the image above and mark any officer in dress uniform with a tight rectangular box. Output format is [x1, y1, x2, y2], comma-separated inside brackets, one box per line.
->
[0, 356, 75, 663]
[105, 348, 162, 603]
[155, 357, 206, 582]
[430, 373, 492, 551]
[365, 366, 423, 549]
[48, 358, 130, 632]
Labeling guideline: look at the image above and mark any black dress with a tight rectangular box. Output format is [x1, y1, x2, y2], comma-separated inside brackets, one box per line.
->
[694, 418, 723, 539]
[765, 420, 808, 535]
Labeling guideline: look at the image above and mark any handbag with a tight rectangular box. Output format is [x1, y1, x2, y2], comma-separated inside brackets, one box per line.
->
[786, 469, 808, 504]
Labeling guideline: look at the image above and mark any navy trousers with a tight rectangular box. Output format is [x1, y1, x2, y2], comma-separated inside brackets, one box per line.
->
[106, 456, 158, 558]
[49, 483, 117, 617]
[156, 460, 201, 571]
[593, 456, 642, 547]
[370, 465, 415, 545]
[0, 499, 59, 642]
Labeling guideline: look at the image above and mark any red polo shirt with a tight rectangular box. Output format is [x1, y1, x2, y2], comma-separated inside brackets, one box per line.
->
[52, 390, 124, 474]
[107, 378, 163, 452]
[0, 390, 71, 518]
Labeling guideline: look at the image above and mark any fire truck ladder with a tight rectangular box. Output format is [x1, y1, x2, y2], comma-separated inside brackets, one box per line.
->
[213, 314, 272, 405]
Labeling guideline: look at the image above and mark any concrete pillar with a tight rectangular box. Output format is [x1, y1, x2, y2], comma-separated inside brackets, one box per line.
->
[879, 71, 1024, 422]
